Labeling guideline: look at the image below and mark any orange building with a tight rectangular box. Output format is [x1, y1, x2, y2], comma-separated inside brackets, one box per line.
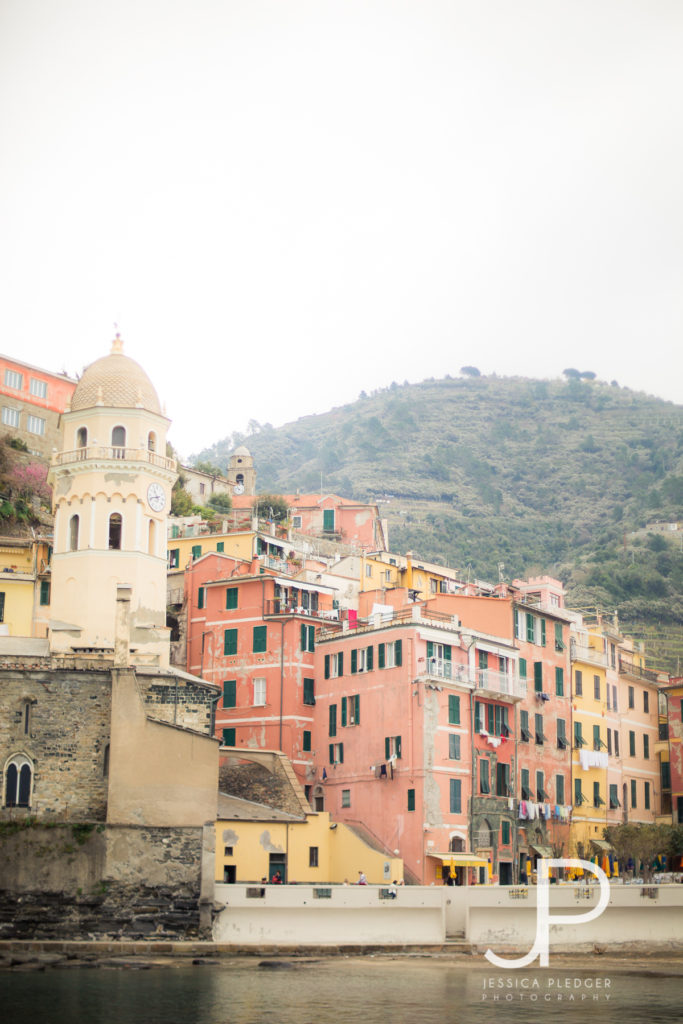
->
[0, 354, 77, 457]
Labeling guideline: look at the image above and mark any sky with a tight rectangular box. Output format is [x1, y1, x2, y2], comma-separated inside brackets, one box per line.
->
[1, 1, 682, 461]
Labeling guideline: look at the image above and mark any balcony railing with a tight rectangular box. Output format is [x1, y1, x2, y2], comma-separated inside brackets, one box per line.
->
[53, 446, 176, 472]
[475, 669, 526, 700]
[263, 599, 339, 621]
[570, 641, 607, 667]
[618, 655, 660, 683]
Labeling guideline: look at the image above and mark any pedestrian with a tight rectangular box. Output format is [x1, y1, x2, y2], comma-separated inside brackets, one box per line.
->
[388, 880, 397, 898]
[358, 870, 367, 885]
[271, 870, 283, 884]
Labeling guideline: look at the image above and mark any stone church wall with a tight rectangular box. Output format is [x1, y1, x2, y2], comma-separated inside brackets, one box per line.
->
[0, 823, 205, 939]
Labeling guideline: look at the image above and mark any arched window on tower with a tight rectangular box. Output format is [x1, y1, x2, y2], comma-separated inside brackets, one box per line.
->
[4, 754, 33, 808]
[76, 426, 87, 458]
[148, 519, 156, 555]
[236, 473, 244, 487]
[112, 426, 126, 459]
[69, 514, 80, 551]
[109, 513, 122, 550]
[148, 431, 157, 453]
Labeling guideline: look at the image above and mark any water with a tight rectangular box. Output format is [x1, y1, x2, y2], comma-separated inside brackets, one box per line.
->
[4, 958, 682, 1024]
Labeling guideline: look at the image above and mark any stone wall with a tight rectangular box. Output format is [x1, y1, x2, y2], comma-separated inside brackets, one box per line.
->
[218, 757, 306, 816]
[138, 673, 216, 734]
[0, 822, 206, 940]
[0, 667, 111, 821]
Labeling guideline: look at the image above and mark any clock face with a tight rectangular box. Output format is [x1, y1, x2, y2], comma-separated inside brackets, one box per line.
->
[233, 483, 244, 495]
[147, 482, 166, 512]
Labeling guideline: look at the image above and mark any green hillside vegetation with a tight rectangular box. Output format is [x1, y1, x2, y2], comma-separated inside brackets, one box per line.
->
[195, 375, 683, 673]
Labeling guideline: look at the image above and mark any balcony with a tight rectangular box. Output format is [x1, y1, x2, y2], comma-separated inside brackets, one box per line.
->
[53, 446, 176, 472]
[475, 668, 526, 702]
[263, 599, 339, 622]
[570, 641, 606, 668]
[618, 655, 660, 684]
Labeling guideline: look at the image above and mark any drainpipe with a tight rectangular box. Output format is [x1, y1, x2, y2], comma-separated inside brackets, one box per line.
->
[278, 619, 286, 751]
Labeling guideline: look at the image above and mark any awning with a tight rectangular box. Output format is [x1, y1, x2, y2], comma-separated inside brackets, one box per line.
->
[591, 839, 613, 852]
[273, 577, 336, 594]
[529, 845, 553, 858]
[428, 853, 489, 867]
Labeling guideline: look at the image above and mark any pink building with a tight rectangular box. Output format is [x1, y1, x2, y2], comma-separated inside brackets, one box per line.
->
[311, 588, 521, 884]
[184, 551, 339, 788]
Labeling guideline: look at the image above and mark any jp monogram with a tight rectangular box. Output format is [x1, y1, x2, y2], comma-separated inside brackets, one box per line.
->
[485, 858, 610, 968]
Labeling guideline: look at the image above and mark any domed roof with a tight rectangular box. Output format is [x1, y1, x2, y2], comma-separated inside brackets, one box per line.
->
[70, 338, 161, 414]
[232, 446, 252, 458]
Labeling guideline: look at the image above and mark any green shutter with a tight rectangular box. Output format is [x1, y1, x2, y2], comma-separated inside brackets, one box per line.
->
[351, 648, 357, 674]
[354, 693, 360, 725]
[378, 643, 385, 669]
[396, 735, 402, 759]
[222, 727, 235, 746]
[444, 645, 451, 662]
[192, 544, 202, 560]
[426, 641, 433, 660]
[197, 586, 205, 609]
[307, 625, 315, 651]
[407, 788, 415, 811]
[325, 654, 330, 679]
[40, 580, 50, 605]
[339, 652, 344, 676]
[253, 625, 267, 652]
[301, 624, 306, 651]
[303, 730, 311, 752]
[526, 613, 535, 643]
[341, 697, 347, 727]
[519, 658, 527, 678]
[385, 736, 390, 759]
[223, 680, 236, 707]
[555, 667, 564, 696]
[395, 639, 402, 666]
[224, 629, 237, 655]
[502, 820, 511, 845]
[448, 694, 460, 725]
[216, 541, 224, 553]
[513, 608, 519, 636]
[366, 645, 373, 671]
[534, 661, 543, 692]
[338, 743, 344, 764]
[226, 587, 237, 609]
[329, 744, 334, 764]
[540, 618, 546, 646]
[450, 778, 461, 813]
[303, 678, 314, 704]
[323, 509, 335, 531]
[329, 704, 337, 737]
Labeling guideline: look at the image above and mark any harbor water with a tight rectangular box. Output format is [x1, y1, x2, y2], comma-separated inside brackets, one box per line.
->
[4, 956, 683, 1023]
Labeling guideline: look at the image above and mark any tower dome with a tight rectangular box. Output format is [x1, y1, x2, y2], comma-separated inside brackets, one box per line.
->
[70, 336, 161, 414]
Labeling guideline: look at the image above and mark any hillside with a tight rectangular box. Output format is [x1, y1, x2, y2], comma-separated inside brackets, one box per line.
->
[196, 375, 683, 672]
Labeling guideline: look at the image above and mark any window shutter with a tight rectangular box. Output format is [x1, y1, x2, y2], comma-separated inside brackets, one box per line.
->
[339, 652, 343, 676]
[526, 614, 535, 643]
[487, 703, 494, 734]
[448, 694, 460, 725]
[426, 641, 433, 660]
[534, 661, 543, 692]
[444, 644, 451, 662]
[513, 608, 519, 637]
[217, 542, 224, 553]
[341, 697, 347, 728]
[354, 693, 360, 725]
[308, 625, 315, 651]
[540, 619, 546, 646]
[222, 728, 235, 746]
[303, 731, 311, 752]
[329, 704, 337, 737]
[329, 744, 334, 764]
[197, 587, 205, 609]
[396, 735, 402, 759]
[378, 643, 385, 669]
[519, 657, 527, 678]
[224, 629, 237, 655]
[339, 743, 344, 764]
[395, 639, 402, 666]
[226, 587, 238, 609]
[301, 624, 306, 651]
[325, 654, 330, 679]
[407, 789, 415, 811]
[351, 648, 357, 674]
[253, 626, 267, 652]
[366, 645, 373, 671]
[385, 736, 390, 759]
[223, 680, 236, 707]
[555, 667, 564, 696]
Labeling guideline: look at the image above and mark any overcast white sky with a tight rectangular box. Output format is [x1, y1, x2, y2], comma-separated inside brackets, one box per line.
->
[1, 1, 682, 460]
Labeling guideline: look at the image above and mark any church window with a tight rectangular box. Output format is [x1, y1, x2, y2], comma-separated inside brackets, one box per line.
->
[4, 754, 33, 808]
[69, 514, 80, 551]
[148, 519, 156, 555]
[147, 431, 156, 452]
[111, 426, 126, 458]
[103, 744, 110, 778]
[108, 513, 122, 550]
[76, 426, 87, 448]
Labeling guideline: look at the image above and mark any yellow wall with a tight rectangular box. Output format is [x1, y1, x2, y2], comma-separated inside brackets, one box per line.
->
[570, 657, 608, 853]
[167, 531, 255, 572]
[215, 810, 403, 884]
[0, 577, 35, 636]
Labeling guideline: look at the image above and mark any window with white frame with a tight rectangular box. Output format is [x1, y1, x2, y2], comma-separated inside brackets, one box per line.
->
[26, 415, 45, 436]
[2, 406, 19, 427]
[292, 515, 302, 529]
[253, 678, 266, 706]
[329, 652, 343, 677]
[29, 378, 47, 398]
[4, 369, 22, 390]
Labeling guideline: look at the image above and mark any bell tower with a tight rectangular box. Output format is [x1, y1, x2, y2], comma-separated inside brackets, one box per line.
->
[48, 337, 177, 666]
[226, 446, 256, 497]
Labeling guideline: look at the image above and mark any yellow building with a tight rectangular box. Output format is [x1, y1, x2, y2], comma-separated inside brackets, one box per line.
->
[0, 534, 53, 638]
[215, 797, 403, 885]
[569, 620, 610, 855]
